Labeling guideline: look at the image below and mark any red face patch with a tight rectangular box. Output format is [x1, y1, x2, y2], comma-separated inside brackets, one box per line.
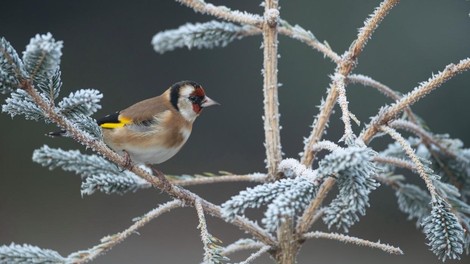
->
[193, 86, 205, 97]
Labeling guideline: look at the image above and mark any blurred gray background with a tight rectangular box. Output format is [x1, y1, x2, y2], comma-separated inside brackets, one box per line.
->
[1, 1, 470, 263]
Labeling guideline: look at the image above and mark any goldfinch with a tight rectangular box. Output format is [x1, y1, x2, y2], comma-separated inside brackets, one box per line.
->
[51, 81, 218, 165]
[97, 80, 219, 165]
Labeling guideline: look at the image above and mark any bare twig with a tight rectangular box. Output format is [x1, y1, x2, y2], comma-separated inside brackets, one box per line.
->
[170, 173, 267, 186]
[67, 200, 182, 263]
[175, 0, 263, 27]
[302, 231, 403, 255]
[390, 119, 458, 158]
[379, 125, 438, 198]
[312, 140, 341, 153]
[278, 21, 340, 63]
[237, 246, 271, 264]
[361, 58, 470, 143]
[222, 239, 265, 257]
[373, 155, 417, 171]
[334, 73, 355, 142]
[348, 74, 401, 101]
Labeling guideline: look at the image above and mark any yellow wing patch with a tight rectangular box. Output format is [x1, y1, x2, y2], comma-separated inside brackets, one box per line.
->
[99, 116, 132, 129]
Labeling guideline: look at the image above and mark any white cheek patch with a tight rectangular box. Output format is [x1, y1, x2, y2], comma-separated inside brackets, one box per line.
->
[178, 85, 199, 122]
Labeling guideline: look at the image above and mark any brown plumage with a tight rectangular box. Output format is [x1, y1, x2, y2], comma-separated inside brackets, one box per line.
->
[97, 81, 219, 165]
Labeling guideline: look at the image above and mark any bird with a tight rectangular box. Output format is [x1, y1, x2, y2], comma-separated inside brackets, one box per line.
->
[51, 80, 219, 167]
[97, 80, 219, 166]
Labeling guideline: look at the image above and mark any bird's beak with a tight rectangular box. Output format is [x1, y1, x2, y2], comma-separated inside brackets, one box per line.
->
[201, 96, 220, 107]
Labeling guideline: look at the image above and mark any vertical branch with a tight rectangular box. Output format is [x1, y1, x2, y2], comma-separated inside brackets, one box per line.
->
[262, 0, 282, 180]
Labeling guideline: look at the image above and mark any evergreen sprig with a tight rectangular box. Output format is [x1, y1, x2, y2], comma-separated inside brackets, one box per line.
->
[2, 89, 46, 121]
[0, 243, 66, 264]
[22, 33, 63, 83]
[395, 184, 431, 226]
[422, 198, 465, 261]
[152, 20, 257, 54]
[57, 89, 102, 118]
[0, 37, 24, 94]
[81, 172, 151, 196]
[320, 145, 379, 232]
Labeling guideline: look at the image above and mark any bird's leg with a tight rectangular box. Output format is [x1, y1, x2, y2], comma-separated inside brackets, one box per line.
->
[120, 149, 134, 172]
[147, 165, 172, 192]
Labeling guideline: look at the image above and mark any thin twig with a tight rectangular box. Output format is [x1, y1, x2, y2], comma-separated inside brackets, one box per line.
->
[390, 119, 457, 158]
[170, 173, 267, 186]
[373, 155, 417, 171]
[175, 0, 263, 27]
[312, 140, 341, 153]
[67, 200, 182, 263]
[278, 20, 340, 63]
[21, 82, 277, 247]
[361, 58, 470, 143]
[221, 239, 265, 257]
[303, 231, 403, 255]
[334, 73, 355, 142]
[379, 125, 438, 198]
[236, 245, 271, 264]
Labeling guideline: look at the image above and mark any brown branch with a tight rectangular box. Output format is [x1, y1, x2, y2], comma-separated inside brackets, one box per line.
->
[20, 82, 277, 247]
[175, 0, 263, 27]
[361, 58, 470, 143]
[170, 173, 267, 186]
[302, 231, 403, 255]
[262, 0, 282, 180]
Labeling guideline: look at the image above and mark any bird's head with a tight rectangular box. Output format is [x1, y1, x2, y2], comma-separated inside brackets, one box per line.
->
[169, 81, 219, 122]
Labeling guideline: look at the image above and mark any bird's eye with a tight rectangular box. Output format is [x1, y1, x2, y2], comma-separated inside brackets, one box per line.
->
[188, 96, 197, 102]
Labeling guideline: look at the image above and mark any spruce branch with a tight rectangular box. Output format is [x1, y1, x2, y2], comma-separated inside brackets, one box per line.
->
[362, 58, 470, 143]
[395, 184, 431, 225]
[66, 200, 182, 263]
[57, 89, 103, 118]
[302, 231, 403, 255]
[0, 243, 66, 264]
[175, 0, 263, 27]
[22, 33, 62, 82]
[81, 172, 151, 196]
[195, 200, 229, 264]
[380, 125, 439, 199]
[0, 37, 25, 93]
[152, 21, 259, 54]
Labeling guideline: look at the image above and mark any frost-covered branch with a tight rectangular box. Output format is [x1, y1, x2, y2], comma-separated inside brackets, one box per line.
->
[67, 200, 182, 263]
[362, 58, 470, 143]
[302, 231, 403, 255]
[0, 243, 66, 264]
[235, 245, 270, 264]
[176, 0, 263, 27]
[152, 21, 259, 54]
[170, 173, 267, 186]
[195, 200, 229, 264]
[221, 239, 265, 257]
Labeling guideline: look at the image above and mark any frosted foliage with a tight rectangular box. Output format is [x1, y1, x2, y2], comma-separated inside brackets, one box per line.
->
[32, 145, 120, 178]
[22, 33, 63, 81]
[262, 179, 317, 232]
[35, 69, 61, 101]
[395, 184, 431, 225]
[58, 89, 102, 118]
[0, 37, 24, 94]
[0, 243, 65, 264]
[2, 89, 46, 121]
[321, 146, 379, 232]
[81, 172, 151, 196]
[221, 178, 316, 220]
[422, 198, 465, 261]
[152, 21, 253, 54]
[278, 158, 319, 183]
